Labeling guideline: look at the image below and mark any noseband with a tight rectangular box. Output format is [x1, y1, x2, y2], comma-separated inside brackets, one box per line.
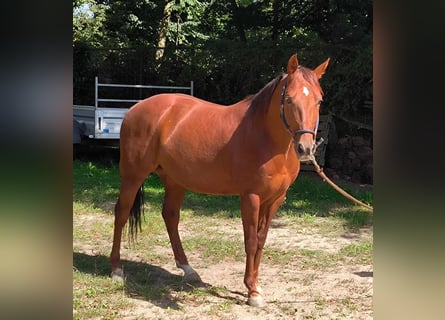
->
[279, 81, 319, 139]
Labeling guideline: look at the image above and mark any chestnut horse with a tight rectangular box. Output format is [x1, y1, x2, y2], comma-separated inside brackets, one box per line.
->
[110, 54, 329, 307]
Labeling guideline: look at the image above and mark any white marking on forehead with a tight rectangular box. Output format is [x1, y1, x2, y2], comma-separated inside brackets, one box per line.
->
[303, 86, 310, 96]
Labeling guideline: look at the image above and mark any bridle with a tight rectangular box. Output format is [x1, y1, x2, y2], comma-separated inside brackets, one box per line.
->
[279, 80, 320, 140]
[279, 76, 373, 212]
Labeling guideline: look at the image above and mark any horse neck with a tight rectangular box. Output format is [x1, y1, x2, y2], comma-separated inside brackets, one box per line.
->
[264, 78, 294, 152]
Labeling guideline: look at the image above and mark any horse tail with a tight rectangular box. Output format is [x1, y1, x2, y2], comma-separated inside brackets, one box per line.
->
[128, 183, 145, 243]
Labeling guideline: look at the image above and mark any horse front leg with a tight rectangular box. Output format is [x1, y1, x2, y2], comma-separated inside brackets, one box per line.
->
[240, 193, 264, 306]
[241, 193, 287, 307]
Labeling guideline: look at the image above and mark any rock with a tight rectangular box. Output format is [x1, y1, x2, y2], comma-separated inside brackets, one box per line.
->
[328, 157, 343, 169]
[342, 158, 354, 175]
[355, 146, 373, 160]
[347, 151, 356, 159]
[351, 171, 362, 183]
[352, 136, 366, 147]
[338, 136, 352, 148]
[325, 134, 373, 185]
[352, 158, 361, 170]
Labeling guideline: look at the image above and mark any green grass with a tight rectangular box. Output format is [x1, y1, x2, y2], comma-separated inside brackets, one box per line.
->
[73, 268, 131, 320]
[73, 161, 121, 207]
[184, 236, 244, 263]
[339, 241, 373, 264]
[283, 174, 373, 218]
[73, 159, 372, 226]
[73, 158, 373, 318]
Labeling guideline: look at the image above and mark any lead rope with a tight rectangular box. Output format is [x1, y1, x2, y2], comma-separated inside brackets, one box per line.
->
[308, 149, 374, 212]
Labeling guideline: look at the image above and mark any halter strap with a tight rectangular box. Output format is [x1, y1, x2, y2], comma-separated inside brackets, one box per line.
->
[279, 81, 319, 138]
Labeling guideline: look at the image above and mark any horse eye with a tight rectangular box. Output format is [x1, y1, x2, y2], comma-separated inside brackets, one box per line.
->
[317, 100, 323, 105]
[286, 96, 292, 104]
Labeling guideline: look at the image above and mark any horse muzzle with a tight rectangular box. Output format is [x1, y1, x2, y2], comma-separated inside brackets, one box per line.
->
[294, 136, 324, 162]
[295, 141, 314, 161]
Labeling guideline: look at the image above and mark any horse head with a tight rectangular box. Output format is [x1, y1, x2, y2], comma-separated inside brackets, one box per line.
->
[281, 54, 330, 161]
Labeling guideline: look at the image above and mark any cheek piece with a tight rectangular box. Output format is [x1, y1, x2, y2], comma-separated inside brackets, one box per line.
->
[279, 82, 322, 154]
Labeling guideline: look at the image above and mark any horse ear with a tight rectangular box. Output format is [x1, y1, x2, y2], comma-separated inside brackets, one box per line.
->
[314, 57, 330, 79]
[287, 54, 299, 74]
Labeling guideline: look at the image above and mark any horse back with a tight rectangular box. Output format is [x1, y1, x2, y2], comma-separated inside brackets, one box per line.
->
[119, 93, 299, 196]
[120, 93, 245, 177]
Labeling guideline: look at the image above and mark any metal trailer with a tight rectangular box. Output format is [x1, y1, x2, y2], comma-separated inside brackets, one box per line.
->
[73, 77, 194, 145]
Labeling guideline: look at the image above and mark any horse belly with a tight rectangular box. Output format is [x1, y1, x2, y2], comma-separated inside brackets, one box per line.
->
[157, 150, 299, 197]
[157, 144, 239, 195]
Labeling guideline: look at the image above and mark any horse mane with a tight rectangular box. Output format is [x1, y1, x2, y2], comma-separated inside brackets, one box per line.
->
[246, 73, 285, 116]
[245, 66, 322, 115]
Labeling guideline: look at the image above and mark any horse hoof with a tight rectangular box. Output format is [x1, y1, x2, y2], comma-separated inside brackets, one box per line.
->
[184, 271, 202, 284]
[177, 263, 202, 284]
[247, 295, 266, 307]
[111, 268, 124, 283]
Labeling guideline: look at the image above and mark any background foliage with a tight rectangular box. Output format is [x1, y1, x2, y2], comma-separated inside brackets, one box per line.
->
[73, 0, 372, 134]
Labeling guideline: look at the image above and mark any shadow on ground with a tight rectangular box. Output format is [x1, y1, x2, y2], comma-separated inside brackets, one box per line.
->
[73, 252, 246, 310]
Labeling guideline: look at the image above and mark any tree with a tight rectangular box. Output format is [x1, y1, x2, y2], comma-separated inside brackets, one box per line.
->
[73, 0, 372, 127]
[155, 0, 174, 61]
[73, 0, 108, 47]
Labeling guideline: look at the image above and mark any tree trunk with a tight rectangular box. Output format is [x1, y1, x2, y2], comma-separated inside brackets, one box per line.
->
[155, 0, 173, 61]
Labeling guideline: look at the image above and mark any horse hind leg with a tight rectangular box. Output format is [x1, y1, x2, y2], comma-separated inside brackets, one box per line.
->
[159, 174, 201, 283]
[109, 177, 146, 282]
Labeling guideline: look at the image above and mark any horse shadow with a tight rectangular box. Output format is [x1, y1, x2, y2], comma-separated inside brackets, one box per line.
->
[73, 252, 244, 309]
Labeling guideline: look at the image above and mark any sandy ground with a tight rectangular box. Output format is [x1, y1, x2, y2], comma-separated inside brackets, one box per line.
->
[111, 215, 373, 320]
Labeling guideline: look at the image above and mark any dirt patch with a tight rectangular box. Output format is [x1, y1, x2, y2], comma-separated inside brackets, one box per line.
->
[75, 212, 372, 319]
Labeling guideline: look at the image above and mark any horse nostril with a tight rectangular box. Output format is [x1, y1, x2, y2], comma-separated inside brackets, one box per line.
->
[297, 143, 305, 155]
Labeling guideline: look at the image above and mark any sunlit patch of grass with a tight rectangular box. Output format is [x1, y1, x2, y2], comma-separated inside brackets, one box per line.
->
[73, 201, 106, 216]
[297, 248, 340, 270]
[183, 191, 241, 218]
[299, 212, 317, 223]
[137, 208, 166, 234]
[339, 241, 373, 264]
[263, 247, 296, 265]
[73, 270, 132, 319]
[340, 241, 372, 256]
[281, 173, 373, 218]
[263, 245, 343, 270]
[183, 236, 244, 263]
[276, 214, 347, 239]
